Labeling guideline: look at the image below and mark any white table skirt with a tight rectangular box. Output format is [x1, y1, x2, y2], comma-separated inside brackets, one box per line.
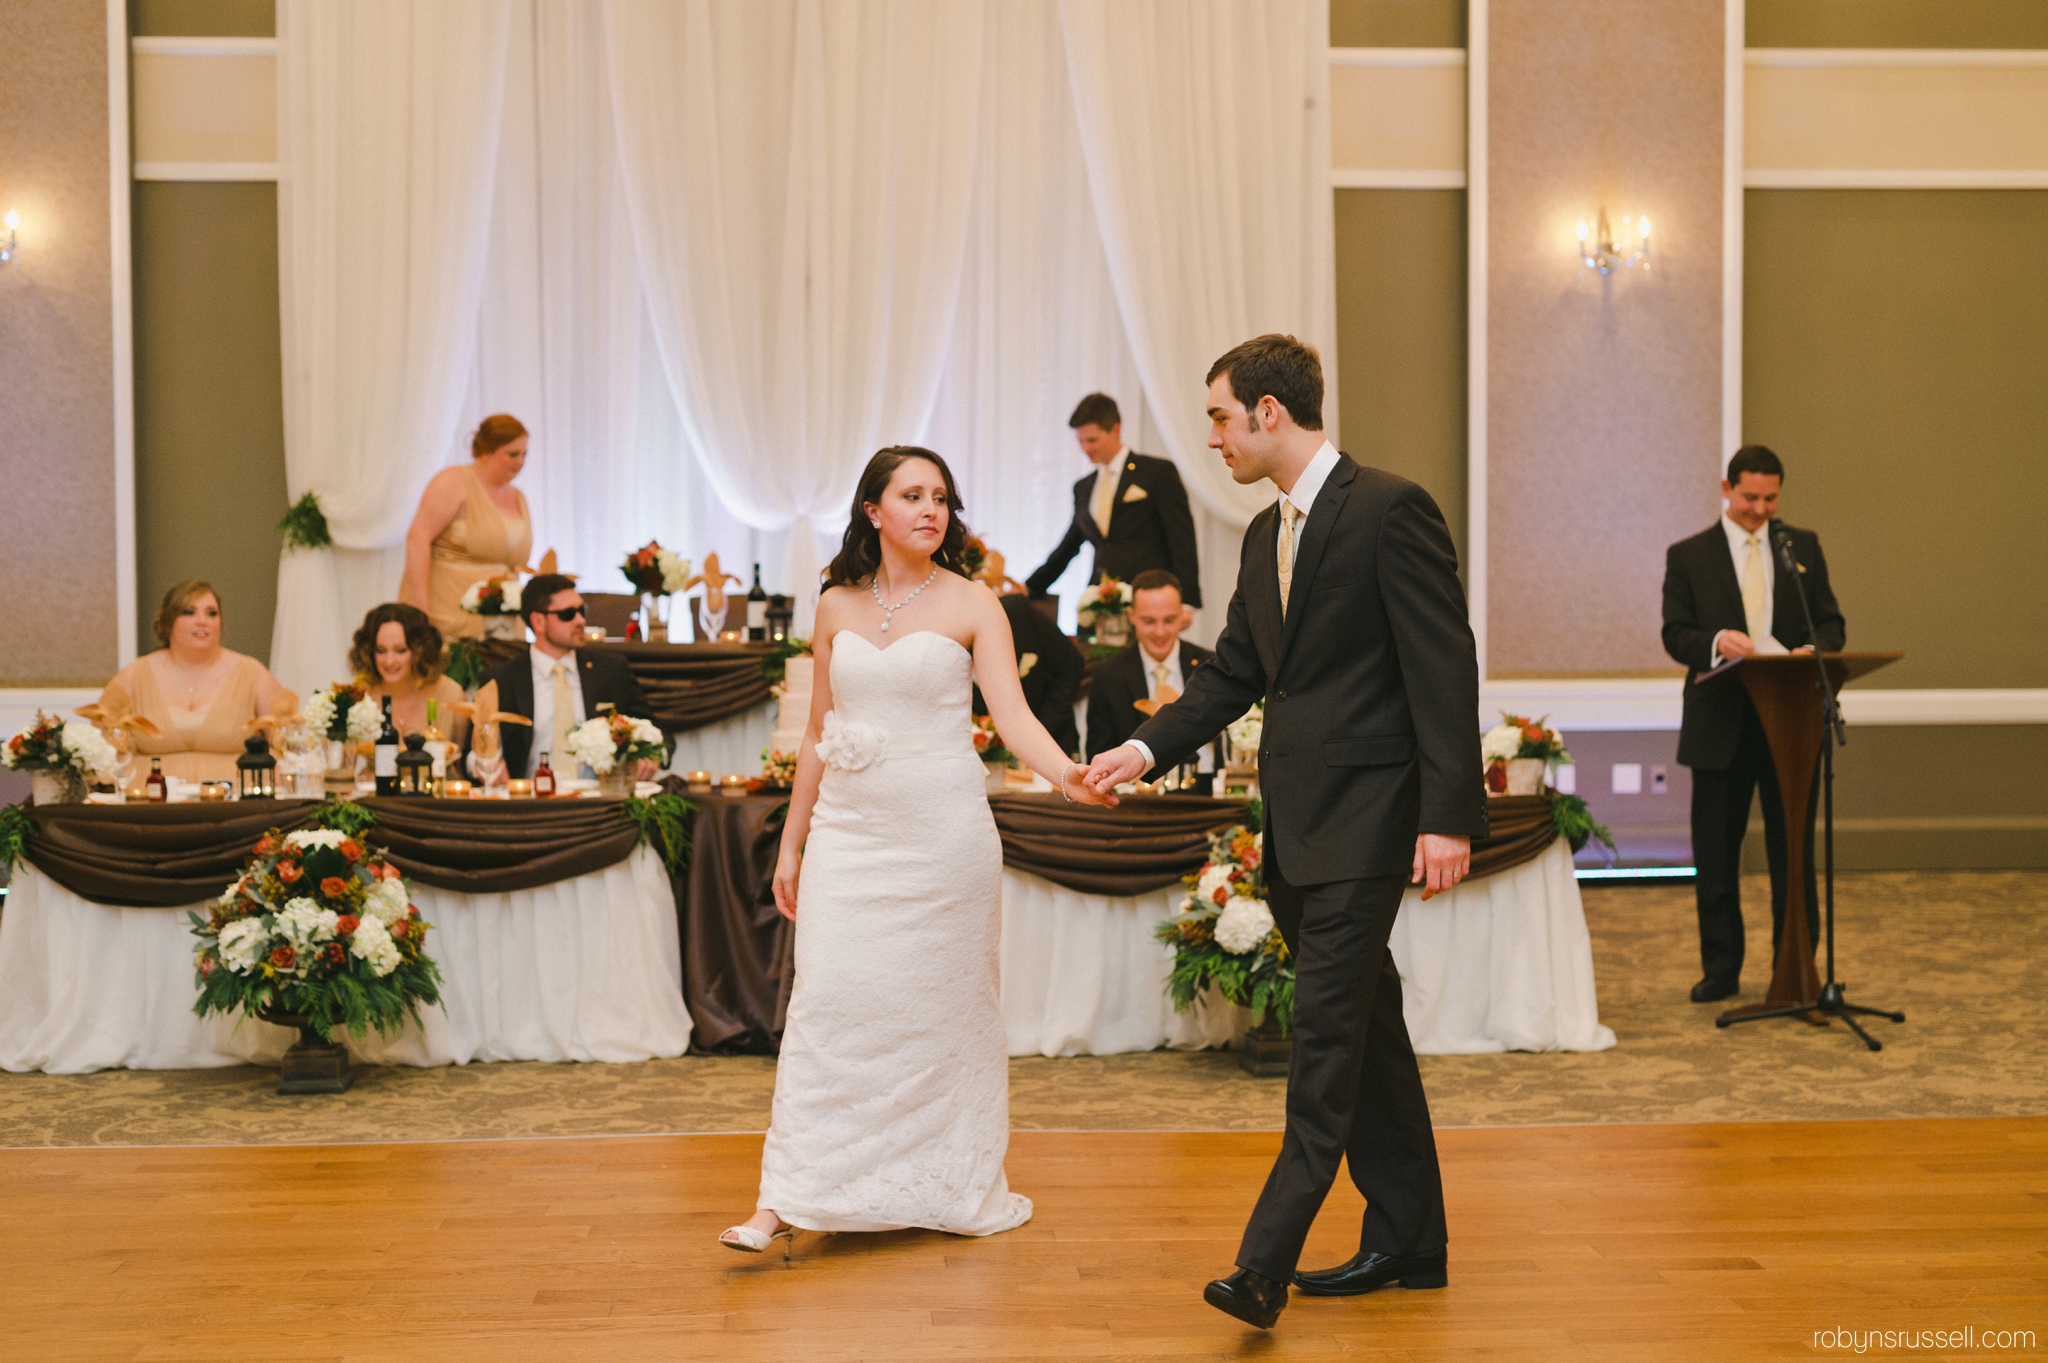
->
[0, 846, 693, 1074]
[664, 704, 775, 780]
[998, 839, 1614, 1058]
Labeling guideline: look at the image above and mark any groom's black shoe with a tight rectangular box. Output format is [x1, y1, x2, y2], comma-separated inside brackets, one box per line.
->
[1292, 1247, 1448, 1296]
[1690, 977, 1739, 1003]
[1203, 1267, 1287, 1328]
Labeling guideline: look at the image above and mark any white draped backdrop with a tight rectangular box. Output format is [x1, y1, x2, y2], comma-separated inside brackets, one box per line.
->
[268, 0, 1337, 700]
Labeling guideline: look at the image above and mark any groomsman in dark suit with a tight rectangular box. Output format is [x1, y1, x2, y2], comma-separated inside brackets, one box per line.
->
[973, 592, 1084, 755]
[1661, 445, 1845, 1003]
[471, 574, 660, 780]
[1085, 569, 1216, 764]
[1086, 335, 1486, 1329]
[1025, 392, 1203, 608]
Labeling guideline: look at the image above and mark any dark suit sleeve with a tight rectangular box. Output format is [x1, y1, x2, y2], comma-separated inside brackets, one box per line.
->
[1032, 618, 1083, 754]
[1380, 483, 1487, 838]
[1151, 461, 1203, 607]
[1662, 541, 1715, 672]
[1793, 533, 1845, 652]
[1129, 528, 1266, 769]
[1025, 512, 1088, 597]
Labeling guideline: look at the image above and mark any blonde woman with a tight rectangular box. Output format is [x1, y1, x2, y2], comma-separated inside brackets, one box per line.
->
[400, 414, 534, 640]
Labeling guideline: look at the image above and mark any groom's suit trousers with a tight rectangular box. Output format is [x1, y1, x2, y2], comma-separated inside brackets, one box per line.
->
[1237, 837, 1447, 1282]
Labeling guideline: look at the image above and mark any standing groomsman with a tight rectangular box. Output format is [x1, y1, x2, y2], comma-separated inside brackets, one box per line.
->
[1025, 393, 1203, 608]
[1661, 445, 1845, 1003]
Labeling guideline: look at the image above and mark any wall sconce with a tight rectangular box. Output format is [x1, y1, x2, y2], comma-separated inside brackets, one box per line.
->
[1577, 210, 1649, 275]
[0, 211, 18, 264]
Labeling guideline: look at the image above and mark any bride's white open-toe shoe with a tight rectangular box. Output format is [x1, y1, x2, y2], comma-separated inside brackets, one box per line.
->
[719, 1218, 796, 1259]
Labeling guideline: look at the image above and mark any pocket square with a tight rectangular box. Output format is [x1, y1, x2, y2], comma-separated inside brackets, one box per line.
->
[1121, 483, 1149, 503]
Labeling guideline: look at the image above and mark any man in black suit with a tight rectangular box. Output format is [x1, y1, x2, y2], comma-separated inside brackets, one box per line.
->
[1086, 335, 1486, 1330]
[1085, 569, 1216, 764]
[471, 573, 660, 781]
[1024, 392, 1203, 608]
[1661, 444, 1845, 1004]
[973, 592, 1084, 755]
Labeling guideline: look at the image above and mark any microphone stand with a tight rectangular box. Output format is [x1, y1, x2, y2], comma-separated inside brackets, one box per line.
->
[1766, 521, 1903, 1051]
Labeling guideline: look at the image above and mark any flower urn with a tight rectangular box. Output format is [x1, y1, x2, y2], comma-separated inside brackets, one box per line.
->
[31, 767, 88, 806]
[1504, 758, 1548, 796]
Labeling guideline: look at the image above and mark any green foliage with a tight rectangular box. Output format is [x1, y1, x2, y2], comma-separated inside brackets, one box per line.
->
[275, 492, 333, 551]
[1242, 799, 1263, 834]
[308, 797, 377, 837]
[1549, 791, 1615, 859]
[444, 638, 492, 691]
[759, 636, 813, 684]
[191, 918, 445, 1043]
[0, 803, 29, 872]
[1152, 821, 1292, 1035]
[624, 793, 695, 875]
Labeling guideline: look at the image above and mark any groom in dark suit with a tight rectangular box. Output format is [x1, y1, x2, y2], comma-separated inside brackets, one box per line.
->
[1086, 335, 1486, 1329]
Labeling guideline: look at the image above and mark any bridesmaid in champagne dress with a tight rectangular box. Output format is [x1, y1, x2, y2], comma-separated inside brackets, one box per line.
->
[400, 414, 534, 641]
[95, 581, 294, 783]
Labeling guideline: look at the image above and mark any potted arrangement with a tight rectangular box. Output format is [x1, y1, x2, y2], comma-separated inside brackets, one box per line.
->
[620, 541, 691, 641]
[1482, 713, 1570, 796]
[459, 571, 527, 641]
[190, 825, 443, 1094]
[1154, 807, 1293, 1075]
[1076, 573, 1134, 647]
[760, 747, 798, 788]
[565, 710, 667, 797]
[302, 682, 382, 779]
[3, 711, 120, 805]
[971, 713, 1016, 794]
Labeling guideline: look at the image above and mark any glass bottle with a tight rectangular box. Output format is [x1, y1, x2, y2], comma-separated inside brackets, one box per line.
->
[374, 696, 401, 797]
[534, 751, 556, 799]
[421, 698, 448, 794]
[747, 562, 768, 641]
[145, 756, 167, 804]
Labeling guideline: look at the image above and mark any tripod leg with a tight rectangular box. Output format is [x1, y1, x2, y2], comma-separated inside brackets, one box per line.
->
[1834, 1009, 1882, 1052]
[1840, 1002, 1905, 1023]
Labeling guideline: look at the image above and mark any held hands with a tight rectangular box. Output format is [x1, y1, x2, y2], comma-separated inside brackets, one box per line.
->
[1082, 745, 1148, 801]
[1061, 763, 1115, 807]
[1413, 833, 1471, 901]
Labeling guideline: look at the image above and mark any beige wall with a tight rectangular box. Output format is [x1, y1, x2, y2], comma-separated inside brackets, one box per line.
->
[1485, 0, 1726, 678]
[0, 3, 119, 686]
[1748, 0, 2048, 49]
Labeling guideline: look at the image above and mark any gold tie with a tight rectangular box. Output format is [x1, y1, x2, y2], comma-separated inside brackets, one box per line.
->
[1277, 500, 1301, 616]
[551, 658, 576, 771]
[1091, 465, 1119, 536]
[1741, 535, 1768, 642]
[1152, 662, 1170, 698]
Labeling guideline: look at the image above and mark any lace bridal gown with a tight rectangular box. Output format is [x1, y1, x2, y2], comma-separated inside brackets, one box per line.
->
[756, 629, 1032, 1236]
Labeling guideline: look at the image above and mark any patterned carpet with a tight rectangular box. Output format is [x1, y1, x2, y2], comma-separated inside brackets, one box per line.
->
[1, 871, 2041, 1147]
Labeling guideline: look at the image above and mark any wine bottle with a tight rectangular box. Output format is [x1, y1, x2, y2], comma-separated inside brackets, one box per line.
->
[422, 698, 448, 795]
[534, 751, 556, 799]
[145, 756, 167, 804]
[746, 562, 768, 641]
[374, 696, 401, 796]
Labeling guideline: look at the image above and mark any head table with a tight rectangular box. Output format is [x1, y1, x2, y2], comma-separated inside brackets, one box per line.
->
[0, 790, 1610, 1074]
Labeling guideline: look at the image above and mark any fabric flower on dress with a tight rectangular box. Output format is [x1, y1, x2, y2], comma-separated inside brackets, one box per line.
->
[1213, 896, 1275, 954]
[814, 711, 884, 772]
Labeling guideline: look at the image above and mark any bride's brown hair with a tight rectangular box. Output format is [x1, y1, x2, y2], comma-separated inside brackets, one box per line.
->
[824, 447, 974, 589]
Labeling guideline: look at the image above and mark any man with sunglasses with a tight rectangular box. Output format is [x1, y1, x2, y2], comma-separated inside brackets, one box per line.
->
[472, 573, 660, 782]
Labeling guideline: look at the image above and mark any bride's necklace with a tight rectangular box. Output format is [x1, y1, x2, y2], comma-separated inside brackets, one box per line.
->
[870, 562, 939, 633]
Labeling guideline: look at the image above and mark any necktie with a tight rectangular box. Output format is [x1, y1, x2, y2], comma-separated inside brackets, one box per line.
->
[551, 658, 576, 772]
[1151, 662, 1171, 699]
[1741, 534, 1768, 642]
[1277, 500, 1301, 616]
[1091, 464, 1118, 536]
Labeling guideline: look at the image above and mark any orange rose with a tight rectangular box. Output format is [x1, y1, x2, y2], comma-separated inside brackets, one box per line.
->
[1212, 886, 1229, 906]
[378, 862, 403, 881]
[339, 839, 363, 861]
[320, 877, 350, 898]
[255, 834, 277, 856]
[277, 862, 302, 883]
[334, 915, 360, 936]
[270, 945, 296, 969]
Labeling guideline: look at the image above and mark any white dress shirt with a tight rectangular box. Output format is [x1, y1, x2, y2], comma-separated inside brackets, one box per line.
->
[528, 646, 587, 777]
[1123, 441, 1340, 770]
[1708, 513, 1782, 669]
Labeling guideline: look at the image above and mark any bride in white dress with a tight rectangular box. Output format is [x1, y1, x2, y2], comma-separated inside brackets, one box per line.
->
[721, 447, 1111, 1254]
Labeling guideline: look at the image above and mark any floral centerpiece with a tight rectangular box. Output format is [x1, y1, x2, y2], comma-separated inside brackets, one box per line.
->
[565, 711, 666, 795]
[1154, 807, 1292, 1035]
[959, 534, 989, 579]
[302, 682, 382, 774]
[458, 572, 521, 618]
[971, 713, 1016, 768]
[191, 827, 442, 1043]
[761, 747, 799, 785]
[1076, 573, 1133, 626]
[4, 711, 120, 804]
[621, 541, 691, 595]
[1482, 712, 1570, 795]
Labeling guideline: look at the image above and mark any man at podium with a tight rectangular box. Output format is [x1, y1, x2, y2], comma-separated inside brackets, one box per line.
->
[1661, 445, 1845, 1004]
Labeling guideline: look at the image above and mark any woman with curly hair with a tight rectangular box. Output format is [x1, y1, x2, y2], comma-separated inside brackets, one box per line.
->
[350, 602, 468, 748]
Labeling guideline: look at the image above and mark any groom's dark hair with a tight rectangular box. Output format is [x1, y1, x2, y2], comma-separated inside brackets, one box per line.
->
[1207, 334, 1324, 431]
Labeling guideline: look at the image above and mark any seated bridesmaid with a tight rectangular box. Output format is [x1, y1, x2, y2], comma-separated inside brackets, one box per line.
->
[399, 413, 534, 642]
[96, 581, 295, 783]
[351, 603, 469, 749]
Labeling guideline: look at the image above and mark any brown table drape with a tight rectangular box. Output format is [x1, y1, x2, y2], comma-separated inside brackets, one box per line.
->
[585, 641, 776, 734]
[18, 798, 650, 907]
[991, 792, 1250, 895]
[675, 793, 794, 1055]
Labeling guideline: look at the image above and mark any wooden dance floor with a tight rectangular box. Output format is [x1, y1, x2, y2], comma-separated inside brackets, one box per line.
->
[5, 1118, 2042, 1361]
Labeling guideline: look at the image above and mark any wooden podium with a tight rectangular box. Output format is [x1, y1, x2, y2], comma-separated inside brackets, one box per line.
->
[1696, 651, 1901, 1024]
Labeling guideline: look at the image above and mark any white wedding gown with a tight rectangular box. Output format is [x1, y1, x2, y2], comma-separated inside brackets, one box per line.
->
[756, 629, 1032, 1236]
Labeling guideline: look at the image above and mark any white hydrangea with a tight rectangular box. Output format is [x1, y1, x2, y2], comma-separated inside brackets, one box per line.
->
[626, 716, 663, 748]
[274, 897, 340, 949]
[1192, 865, 1235, 910]
[1226, 705, 1264, 753]
[217, 917, 272, 974]
[345, 699, 383, 744]
[657, 548, 692, 594]
[362, 878, 409, 927]
[813, 712, 884, 772]
[1213, 896, 1275, 955]
[61, 721, 120, 782]
[564, 717, 619, 774]
[284, 829, 348, 852]
[348, 913, 402, 977]
[302, 689, 337, 736]
[1481, 722, 1522, 762]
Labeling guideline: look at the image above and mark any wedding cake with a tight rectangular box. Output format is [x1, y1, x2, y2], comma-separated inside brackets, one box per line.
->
[770, 656, 814, 757]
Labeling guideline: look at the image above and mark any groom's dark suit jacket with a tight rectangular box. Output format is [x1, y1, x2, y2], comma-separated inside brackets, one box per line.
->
[1129, 453, 1486, 885]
